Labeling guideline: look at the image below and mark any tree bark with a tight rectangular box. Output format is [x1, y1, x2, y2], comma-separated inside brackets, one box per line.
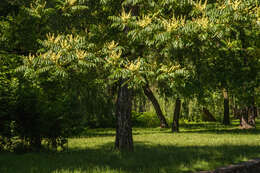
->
[172, 98, 181, 133]
[239, 105, 256, 129]
[202, 108, 216, 122]
[223, 88, 230, 125]
[253, 106, 258, 118]
[182, 99, 189, 119]
[139, 96, 146, 113]
[143, 83, 169, 128]
[30, 136, 41, 151]
[132, 96, 138, 112]
[115, 79, 133, 151]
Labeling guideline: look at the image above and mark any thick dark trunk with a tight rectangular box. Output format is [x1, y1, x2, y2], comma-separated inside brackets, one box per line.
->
[143, 83, 169, 128]
[115, 80, 133, 151]
[172, 98, 181, 133]
[223, 89, 230, 125]
[202, 108, 216, 122]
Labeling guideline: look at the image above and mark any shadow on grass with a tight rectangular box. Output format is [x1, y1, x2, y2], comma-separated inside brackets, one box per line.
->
[181, 128, 260, 134]
[79, 127, 170, 138]
[1, 142, 260, 173]
[180, 121, 260, 135]
[80, 120, 260, 138]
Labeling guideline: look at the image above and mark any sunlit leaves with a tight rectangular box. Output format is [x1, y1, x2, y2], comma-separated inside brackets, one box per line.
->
[192, 0, 208, 13]
[162, 15, 185, 32]
[137, 15, 152, 28]
[19, 33, 99, 79]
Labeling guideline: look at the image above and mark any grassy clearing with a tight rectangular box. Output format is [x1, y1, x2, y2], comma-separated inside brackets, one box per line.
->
[1, 121, 260, 173]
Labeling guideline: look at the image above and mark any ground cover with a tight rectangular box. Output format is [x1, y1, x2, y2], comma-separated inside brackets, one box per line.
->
[1, 121, 260, 173]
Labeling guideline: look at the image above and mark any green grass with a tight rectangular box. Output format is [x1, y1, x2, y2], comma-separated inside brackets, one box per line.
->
[1, 120, 260, 173]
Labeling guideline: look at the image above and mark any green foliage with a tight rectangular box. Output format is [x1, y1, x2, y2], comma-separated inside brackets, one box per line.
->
[0, 0, 260, 152]
[132, 111, 160, 127]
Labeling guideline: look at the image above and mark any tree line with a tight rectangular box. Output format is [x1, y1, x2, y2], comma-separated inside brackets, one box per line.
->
[0, 0, 259, 152]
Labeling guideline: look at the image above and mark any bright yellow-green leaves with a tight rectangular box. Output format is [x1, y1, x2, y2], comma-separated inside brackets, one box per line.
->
[66, 0, 77, 6]
[21, 33, 98, 78]
[256, 5, 260, 24]
[137, 15, 152, 28]
[194, 16, 210, 29]
[127, 58, 141, 72]
[107, 40, 118, 50]
[27, 53, 35, 62]
[193, 0, 208, 13]
[44, 34, 90, 62]
[162, 16, 185, 32]
[60, 0, 78, 11]
[105, 41, 122, 66]
[120, 8, 132, 23]
[76, 50, 88, 60]
[104, 40, 147, 86]
[226, 0, 241, 11]
[24, 0, 47, 18]
[106, 49, 122, 66]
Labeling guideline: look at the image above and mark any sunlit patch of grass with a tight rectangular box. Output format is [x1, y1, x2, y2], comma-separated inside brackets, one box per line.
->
[1, 120, 260, 173]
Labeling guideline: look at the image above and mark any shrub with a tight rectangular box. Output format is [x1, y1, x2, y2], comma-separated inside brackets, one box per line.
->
[132, 111, 160, 127]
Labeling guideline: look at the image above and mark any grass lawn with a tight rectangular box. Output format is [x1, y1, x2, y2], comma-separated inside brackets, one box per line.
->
[1, 120, 260, 173]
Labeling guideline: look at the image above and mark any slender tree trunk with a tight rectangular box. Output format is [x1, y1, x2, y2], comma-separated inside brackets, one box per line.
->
[182, 99, 189, 119]
[253, 106, 258, 118]
[248, 106, 256, 127]
[115, 79, 133, 151]
[202, 108, 216, 122]
[30, 136, 41, 151]
[143, 83, 169, 128]
[139, 96, 146, 113]
[133, 96, 138, 112]
[172, 98, 181, 133]
[223, 88, 230, 125]
[233, 104, 240, 119]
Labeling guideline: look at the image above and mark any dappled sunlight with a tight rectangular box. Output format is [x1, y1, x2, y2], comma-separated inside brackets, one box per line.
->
[1, 122, 260, 173]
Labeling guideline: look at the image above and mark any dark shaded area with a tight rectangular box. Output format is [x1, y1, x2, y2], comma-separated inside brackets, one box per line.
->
[198, 159, 260, 173]
[172, 98, 181, 132]
[1, 143, 260, 173]
[1, 122, 260, 172]
[79, 122, 260, 138]
[143, 83, 169, 128]
[181, 122, 260, 135]
[202, 108, 216, 122]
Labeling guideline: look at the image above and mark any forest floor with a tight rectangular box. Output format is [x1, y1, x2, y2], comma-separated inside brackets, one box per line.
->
[1, 120, 260, 173]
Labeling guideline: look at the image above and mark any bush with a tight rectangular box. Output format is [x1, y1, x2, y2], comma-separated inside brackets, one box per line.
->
[132, 111, 160, 127]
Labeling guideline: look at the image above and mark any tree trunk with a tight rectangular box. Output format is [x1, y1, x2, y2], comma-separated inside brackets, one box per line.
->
[202, 108, 216, 122]
[182, 99, 189, 119]
[253, 106, 258, 118]
[139, 96, 146, 113]
[115, 79, 133, 151]
[143, 83, 169, 128]
[223, 88, 230, 125]
[172, 98, 181, 133]
[30, 136, 41, 151]
[240, 106, 256, 129]
[133, 96, 138, 112]
[233, 105, 240, 119]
